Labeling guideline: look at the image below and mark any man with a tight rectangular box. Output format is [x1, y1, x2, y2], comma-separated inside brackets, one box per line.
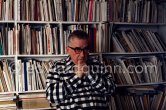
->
[46, 30, 115, 110]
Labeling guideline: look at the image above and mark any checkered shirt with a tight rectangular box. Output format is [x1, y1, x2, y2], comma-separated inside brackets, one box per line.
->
[46, 56, 115, 110]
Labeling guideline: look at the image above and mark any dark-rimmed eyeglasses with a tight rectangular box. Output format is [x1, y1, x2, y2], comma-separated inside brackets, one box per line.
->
[68, 46, 89, 54]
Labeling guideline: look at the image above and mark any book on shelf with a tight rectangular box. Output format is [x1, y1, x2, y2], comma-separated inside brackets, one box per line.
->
[0, 58, 15, 92]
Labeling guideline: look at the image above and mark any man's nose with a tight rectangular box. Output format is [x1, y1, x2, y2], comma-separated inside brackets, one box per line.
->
[79, 50, 85, 57]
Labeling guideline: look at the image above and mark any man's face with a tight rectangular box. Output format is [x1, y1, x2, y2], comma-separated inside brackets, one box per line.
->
[66, 37, 89, 65]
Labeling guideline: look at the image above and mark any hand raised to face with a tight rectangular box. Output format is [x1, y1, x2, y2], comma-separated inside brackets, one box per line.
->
[74, 60, 89, 78]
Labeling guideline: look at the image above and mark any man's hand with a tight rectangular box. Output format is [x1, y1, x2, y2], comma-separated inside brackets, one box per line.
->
[74, 61, 88, 78]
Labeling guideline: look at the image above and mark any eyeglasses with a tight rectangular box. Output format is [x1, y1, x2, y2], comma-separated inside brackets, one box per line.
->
[68, 46, 89, 54]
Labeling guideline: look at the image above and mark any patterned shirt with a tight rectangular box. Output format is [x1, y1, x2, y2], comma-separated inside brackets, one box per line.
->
[46, 56, 115, 110]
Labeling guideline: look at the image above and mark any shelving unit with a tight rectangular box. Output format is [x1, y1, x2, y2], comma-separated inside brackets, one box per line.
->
[0, 0, 165, 109]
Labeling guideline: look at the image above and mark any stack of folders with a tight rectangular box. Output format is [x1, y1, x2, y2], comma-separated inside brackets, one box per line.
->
[18, 92, 51, 109]
[109, 84, 166, 110]
[103, 55, 166, 110]
[0, 93, 16, 109]
[112, 29, 166, 52]
[103, 55, 163, 85]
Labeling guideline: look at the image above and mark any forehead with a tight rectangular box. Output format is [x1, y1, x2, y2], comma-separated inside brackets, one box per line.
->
[69, 37, 88, 47]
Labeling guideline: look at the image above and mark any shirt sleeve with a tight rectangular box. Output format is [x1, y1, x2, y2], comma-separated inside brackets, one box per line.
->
[46, 67, 82, 104]
[86, 64, 116, 94]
